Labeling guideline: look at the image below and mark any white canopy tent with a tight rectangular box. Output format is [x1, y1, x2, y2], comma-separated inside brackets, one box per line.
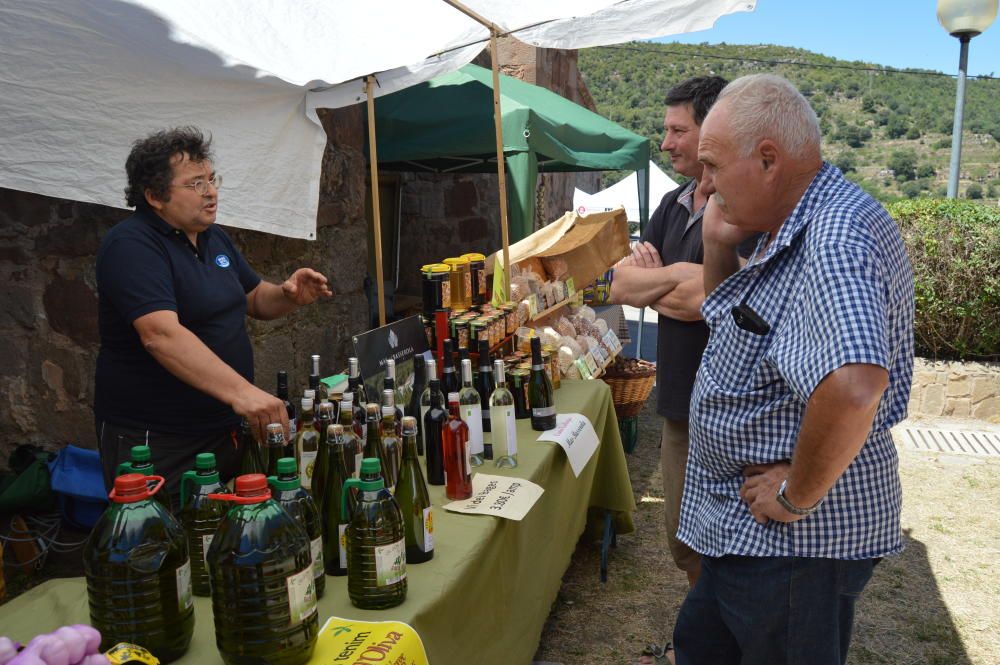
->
[573, 161, 680, 224]
[0, 0, 755, 240]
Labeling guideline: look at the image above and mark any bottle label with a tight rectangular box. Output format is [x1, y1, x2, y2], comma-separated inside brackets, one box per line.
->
[461, 403, 485, 455]
[289, 418, 297, 440]
[339, 524, 348, 568]
[419, 404, 431, 451]
[463, 439, 472, 477]
[422, 507, 434, 553]
[286, 566, 318, 626]
[299, 450, 317, 490]
[311, 536, 324, 579]
[175, 559, 193, 611]
[374, 538, 407, 586]
[201, 534, 214, 570]
[532, 405, 556, 418]
[501, 406, 518, 456]
[354, 452, 363, 479]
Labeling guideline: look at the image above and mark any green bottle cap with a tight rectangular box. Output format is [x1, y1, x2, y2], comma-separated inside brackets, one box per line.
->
[194, 453, 216, 470]
[131, 445, 151, 462]
[276, 457, 297, 475]
[360, 457, 382, 475]
[268, 457, 300, 491]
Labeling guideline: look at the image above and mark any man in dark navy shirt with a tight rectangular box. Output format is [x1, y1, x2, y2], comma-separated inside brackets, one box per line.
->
[95, 127, 331, 499]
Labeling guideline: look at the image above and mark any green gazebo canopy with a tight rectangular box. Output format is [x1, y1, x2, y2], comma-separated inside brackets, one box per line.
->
[368, 64, 651, 242]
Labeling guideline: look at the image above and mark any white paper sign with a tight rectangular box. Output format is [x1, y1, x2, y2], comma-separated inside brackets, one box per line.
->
[443, 474, 544, 521]
[536, 413, 600, 478]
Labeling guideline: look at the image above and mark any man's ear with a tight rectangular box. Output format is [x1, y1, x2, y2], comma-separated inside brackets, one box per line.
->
[145, 188, 164, 211]
[758, 139, 779, 172]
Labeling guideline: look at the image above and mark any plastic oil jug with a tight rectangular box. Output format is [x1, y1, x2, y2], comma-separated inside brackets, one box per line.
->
[268, 457, 326, 599]
[341, 457, 407, 609]
[179, 452, 227, 596]
[207, 474, 318, 665]
[83, 473, 195, 663]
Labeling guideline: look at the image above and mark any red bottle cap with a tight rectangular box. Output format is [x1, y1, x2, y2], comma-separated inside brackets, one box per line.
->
[208, 473, 271, 505]
[110, 473, 165, 503]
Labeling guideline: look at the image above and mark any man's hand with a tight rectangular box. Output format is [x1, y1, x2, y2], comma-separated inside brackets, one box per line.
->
[653, 273, 705, 322]
[281, 268, 333, 306]
[231, 383, 290, 444]
[740, 461, 804, 525]
[629, 241, 663, 269]
[703, 197, 757, 249]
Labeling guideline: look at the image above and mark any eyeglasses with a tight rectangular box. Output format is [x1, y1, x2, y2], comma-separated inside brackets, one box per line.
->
[171, 174, 222, 196]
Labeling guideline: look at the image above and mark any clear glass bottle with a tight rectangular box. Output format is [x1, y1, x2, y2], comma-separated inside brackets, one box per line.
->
[443, 393, 472, 500]
[458, 359, 484, 466]
[490, 360, 518, 468]
[393, 417, 433, 564]
[295, 397, 320, 490]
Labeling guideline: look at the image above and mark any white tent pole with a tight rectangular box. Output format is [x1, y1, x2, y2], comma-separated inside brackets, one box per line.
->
[442, 0, 512, 301]
[366, 75, 387, 327]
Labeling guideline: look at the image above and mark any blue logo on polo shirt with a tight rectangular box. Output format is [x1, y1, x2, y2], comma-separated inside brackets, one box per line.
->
[215, 254, 231, 268]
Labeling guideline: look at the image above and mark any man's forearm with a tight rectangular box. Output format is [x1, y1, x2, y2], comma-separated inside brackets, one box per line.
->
[703, 240, 742, 296]
[784, 365, 889, 507]
[610, 263, 694, 307]
[248, 281, 298, 320]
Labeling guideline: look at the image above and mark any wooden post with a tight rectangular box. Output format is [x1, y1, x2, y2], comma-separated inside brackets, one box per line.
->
[442, 0, 513, 301]
[365, 75, 386, 327]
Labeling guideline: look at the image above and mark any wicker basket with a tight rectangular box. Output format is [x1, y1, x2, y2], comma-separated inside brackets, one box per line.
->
[601, 358, 656, 418]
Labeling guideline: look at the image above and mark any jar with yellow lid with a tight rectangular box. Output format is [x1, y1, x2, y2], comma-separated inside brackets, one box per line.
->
[421, 263, 451, 316]
[461, 253, 487, 307]
[443, 257, 471, 310]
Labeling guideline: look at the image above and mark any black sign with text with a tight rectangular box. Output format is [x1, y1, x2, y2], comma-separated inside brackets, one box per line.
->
[352, 315, 430, 408]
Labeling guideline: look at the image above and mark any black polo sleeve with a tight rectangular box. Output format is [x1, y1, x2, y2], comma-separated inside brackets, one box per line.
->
[96, 235, 177, 323]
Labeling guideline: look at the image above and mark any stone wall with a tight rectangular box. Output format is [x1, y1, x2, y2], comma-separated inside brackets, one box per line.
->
[0, 104, 369, 466]
[908, 358, 1000, 422]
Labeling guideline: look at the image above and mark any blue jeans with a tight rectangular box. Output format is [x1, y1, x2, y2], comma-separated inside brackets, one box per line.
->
[674, 555, 876, 665]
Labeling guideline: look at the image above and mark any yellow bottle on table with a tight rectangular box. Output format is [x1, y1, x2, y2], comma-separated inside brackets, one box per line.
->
[443, 256, 471, 310]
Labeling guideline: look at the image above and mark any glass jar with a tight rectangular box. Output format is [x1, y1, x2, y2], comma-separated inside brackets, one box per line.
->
[461, 253, 487, 307]
[443, 257, 471, 310]
[421, 263, 452, 316]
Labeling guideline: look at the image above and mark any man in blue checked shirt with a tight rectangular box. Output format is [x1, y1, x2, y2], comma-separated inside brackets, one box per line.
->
[673, 74, 914, 665]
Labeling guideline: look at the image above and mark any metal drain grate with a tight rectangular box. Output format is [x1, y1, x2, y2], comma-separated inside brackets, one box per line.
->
[896, 426, 1000, 457]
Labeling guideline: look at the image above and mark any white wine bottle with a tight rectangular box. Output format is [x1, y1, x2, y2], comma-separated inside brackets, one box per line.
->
[489, 359, 518, 468]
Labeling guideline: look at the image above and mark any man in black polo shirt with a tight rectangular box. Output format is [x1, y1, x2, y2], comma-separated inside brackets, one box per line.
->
[95, 127, 331, 501]
[611, 77, 729, 594]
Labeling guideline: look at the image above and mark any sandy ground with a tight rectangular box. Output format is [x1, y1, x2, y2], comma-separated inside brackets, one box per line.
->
[534, 391, 1000, 665]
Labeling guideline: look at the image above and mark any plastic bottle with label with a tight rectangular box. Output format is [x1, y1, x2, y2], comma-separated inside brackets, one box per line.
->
[116, 444, 173, 513]
[83, 474, 195, 662]
[207, 474, 318, 665]
[179, 453, 227, 597]
[340, 458, 407, 609]
[268, 458, 326, 600]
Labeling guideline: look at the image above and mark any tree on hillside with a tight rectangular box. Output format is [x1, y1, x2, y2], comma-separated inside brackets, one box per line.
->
[889, 150, 918, 181]
[966, 183, 983, 199]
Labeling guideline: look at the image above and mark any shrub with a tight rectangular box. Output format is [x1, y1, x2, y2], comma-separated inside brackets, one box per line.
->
[966, 183, 983, 199]
[887, 199, 1000, 360]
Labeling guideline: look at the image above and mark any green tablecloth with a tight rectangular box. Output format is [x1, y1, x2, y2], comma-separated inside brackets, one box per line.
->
[0, 379, 635, 665]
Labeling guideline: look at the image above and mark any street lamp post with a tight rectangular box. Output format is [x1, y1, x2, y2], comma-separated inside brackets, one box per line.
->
[937, 0, 997, 199]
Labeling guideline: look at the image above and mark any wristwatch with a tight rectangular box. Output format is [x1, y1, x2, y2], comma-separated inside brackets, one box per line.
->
[775, 479, 823, 516]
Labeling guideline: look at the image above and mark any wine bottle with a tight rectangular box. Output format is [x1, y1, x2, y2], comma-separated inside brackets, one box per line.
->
[380, 390, 401, 492]
[440, 339, 460, 397]
[418, 358, 443, 457]
[363, 402, 387, 483]
[338, 393, 363, 479]
[238, 417, 265, 475]
[443, 393, 472, 500]
[321, 423, 351, 576]
[276, 370, 297, 442]
[458, 359, 484, 467]
[490, 360, 518, 468]
[408, 355, 427, 451]
[295, 397, 320, 490]
[393, 416, 434, 564]
[423, 379, 447, 486]
[529, 337, 557, 431]
[475, 339, 495, 459]
[264, 422, 286, 477]
[308, 354, 323, 401]
[312, 400, 335, 509]
[348, 357, 368, 408]
[382, 363, 404, 436]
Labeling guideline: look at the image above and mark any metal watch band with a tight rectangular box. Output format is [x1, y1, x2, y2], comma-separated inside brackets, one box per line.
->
[776, 479, 823, 516]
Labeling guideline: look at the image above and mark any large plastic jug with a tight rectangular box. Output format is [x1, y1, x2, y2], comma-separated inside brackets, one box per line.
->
[268, 457, 326, 599]
[179, 452, 227, 596]
[341, 458, 407, 609]
[207, 474, 319, 665]
[83, 474, 195, 663]
[116, 445, 173, 513]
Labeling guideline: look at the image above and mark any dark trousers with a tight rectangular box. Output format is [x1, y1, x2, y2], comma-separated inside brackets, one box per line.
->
[675, 554, 876, 665]
[96, 419, 241, 509]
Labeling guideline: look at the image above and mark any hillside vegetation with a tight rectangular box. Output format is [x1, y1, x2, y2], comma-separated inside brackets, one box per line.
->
[578, 42, 1000, 202]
